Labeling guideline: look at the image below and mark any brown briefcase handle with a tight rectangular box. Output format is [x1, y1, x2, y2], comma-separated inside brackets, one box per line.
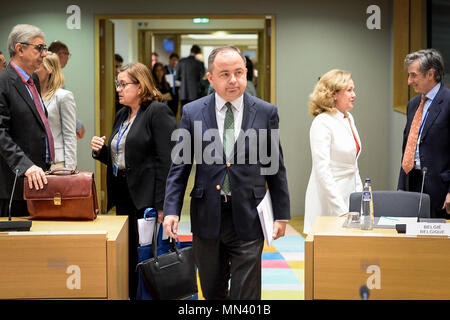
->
[45, 168, 79, 176]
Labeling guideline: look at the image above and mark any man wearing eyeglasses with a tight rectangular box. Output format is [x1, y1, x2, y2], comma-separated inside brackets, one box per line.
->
[0, 24, 53, 217]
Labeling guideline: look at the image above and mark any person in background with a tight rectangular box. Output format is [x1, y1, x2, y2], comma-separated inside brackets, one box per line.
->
[152, 62, 173, 109]
[151, 52, 158, 68]
[0, 51, 7, 72]
[115, 53, 123, 77]
[91, 62, 175, 299]
[115, 53, 125, 114]
[165, 52, 179, 118]
[176, 44, 205, 107]
[35, 51, 77, 170]
[303, 69, 363, 234]
[245, 56, 257, 97]
[398, 49, 450, 217]
[48, 40, 85, 139]
[48, 41, 70, 68]
[195, 52, 210, 97]
[0, 24, 53, 216]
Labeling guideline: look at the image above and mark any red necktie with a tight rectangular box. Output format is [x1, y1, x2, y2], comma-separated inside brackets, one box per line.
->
[345, 116, 360, 156]
[26, 77, 55, 163]
[401, 95, 427, 174]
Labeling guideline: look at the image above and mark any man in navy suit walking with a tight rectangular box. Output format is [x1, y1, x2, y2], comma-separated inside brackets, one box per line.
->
[163, 46, 290, 300]
[398, 48, 450, 218]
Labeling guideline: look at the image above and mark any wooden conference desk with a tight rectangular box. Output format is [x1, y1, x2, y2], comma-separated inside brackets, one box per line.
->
[305, 216, 450, 300]
[0, 215, 128, 299]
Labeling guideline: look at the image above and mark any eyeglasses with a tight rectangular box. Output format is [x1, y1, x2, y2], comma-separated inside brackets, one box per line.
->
[115, 81, 137, 90]
[19, 42, 47, 53]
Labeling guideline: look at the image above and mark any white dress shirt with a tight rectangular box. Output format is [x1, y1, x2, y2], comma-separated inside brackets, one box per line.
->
[214, 92, 244, 144]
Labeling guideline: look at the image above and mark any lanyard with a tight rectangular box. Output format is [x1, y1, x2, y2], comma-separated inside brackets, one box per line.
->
[11, 61, 37, 101]
[115, 112, 132, 154]
[10, 61, 28, 84]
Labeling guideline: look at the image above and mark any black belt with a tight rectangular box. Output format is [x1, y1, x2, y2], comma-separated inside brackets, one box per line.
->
[221, 194, 232, 203]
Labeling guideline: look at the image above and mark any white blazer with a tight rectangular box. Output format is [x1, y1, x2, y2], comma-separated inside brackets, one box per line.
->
[45, 88, 77, 169]
[304, 110, 363, 234]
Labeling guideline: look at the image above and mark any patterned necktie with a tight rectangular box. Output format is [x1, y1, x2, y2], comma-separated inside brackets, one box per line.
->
[221, 102, 234, 194]
[27, 77, 55, 163]
[401, 95, 427, 174]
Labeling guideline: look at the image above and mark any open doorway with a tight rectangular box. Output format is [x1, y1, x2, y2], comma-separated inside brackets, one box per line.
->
[95, 15, 275, 214]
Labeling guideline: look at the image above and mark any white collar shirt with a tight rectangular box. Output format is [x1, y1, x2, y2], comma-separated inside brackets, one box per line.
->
[215, 93, 244, 144]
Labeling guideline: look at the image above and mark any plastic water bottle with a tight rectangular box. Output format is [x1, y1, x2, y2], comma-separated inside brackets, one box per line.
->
[360, 178, 374, 230]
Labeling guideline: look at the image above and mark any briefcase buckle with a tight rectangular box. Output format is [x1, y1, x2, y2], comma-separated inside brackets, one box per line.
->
[54, 193, 62, 206]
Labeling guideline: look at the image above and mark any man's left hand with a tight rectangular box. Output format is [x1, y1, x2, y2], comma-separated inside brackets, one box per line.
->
[443, 192, 450, 214]
[272, 221, 287, 240]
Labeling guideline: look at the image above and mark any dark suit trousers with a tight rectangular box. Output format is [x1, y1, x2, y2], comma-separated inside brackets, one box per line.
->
[407, 169, 447, 218]
[193, 200, 264, 300]
[0, 200, 29, 217]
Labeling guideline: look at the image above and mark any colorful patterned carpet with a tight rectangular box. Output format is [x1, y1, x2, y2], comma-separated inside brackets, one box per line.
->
[261, 217, 304, 300]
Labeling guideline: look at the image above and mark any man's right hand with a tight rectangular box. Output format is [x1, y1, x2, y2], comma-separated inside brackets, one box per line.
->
[24, 165, 47, 190]
[163, 215, 180, 239]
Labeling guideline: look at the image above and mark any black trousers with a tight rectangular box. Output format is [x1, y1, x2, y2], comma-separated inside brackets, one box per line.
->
[407, 168, 447, 218]
[113, 173, 144, 300]
[0, 199, 29, 217]
[193, 201, 264, 300]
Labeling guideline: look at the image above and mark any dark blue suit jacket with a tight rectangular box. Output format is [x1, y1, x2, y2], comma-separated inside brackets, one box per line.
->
[164, 93, 290, 241]
[0, 64, 48, 201]
[398, 84, 450, 216]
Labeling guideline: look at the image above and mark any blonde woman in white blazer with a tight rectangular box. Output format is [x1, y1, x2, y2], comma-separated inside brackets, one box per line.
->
[35, 52, 77, 169]
[304, 69, 363, 234]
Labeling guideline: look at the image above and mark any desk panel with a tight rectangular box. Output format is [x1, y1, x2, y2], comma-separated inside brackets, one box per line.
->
[306, 216, 450, 300]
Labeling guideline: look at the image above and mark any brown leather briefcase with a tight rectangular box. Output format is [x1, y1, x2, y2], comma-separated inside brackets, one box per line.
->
[23, 168, 99, 220]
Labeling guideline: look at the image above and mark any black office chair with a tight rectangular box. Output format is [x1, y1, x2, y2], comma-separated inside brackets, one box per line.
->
[349, 190, 430, 219]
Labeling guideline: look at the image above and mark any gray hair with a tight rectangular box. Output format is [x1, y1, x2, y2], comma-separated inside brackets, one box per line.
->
[7, 24, 45, 57]
[207, 46, 246, 72]
[405, 48, 444, 83]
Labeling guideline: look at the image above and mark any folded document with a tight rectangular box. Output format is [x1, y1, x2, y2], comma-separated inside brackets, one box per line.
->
[257, 190, 274, 247]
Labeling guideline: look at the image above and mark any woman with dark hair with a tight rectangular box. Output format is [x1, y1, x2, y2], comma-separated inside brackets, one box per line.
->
[152, 62, 173, 110]
[91, 62, 176, 299]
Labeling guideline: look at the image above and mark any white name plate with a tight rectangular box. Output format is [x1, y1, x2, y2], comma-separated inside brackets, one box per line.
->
[406, 222, 450, 237]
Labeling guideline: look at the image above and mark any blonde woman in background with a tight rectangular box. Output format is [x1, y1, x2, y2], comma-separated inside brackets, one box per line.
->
[304, 69, 363, 234]
[35, 51, 77, 170]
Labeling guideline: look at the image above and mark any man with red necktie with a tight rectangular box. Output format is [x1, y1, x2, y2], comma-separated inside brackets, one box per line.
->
[398, 49, 450, 218]
[0, 24, 54, 217]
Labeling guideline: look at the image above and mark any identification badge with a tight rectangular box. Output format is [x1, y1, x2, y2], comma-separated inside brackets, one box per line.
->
[113, 164, 118, 176]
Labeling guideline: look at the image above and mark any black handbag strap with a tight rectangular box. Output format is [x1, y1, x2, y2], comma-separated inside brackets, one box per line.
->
[152, 221, 180, 261]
